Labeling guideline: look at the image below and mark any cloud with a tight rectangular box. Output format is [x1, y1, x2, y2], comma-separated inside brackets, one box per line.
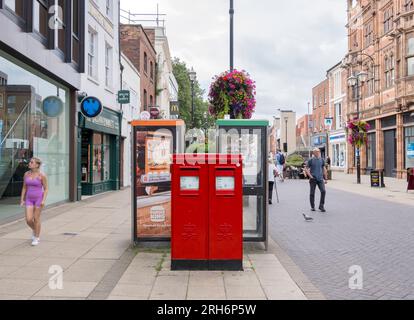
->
[121, 0, 347, 122]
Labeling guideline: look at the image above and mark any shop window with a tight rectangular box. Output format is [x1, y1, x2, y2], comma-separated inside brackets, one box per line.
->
[406, 126, 414, 168]
[366, 132, 376, 169]
[103, 135, 111, 181]
[92, 133, 103, 183]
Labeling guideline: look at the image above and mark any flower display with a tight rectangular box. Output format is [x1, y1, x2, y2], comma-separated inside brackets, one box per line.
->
[208, 69, 256, 119]
[346, 119, 371, 147]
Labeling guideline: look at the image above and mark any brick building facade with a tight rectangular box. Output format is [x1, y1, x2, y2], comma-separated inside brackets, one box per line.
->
[344, 0, 414, 178]
[120, 25, 156, 111]
[296, 114, 311, 151]
[311, 79, 330, 158]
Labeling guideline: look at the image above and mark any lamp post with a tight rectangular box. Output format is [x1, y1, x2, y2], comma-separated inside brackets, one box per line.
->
[230, 0, 234, 71]
[188, 67, 197, 128]
[347, 71, 368, 184]
[284, 117, 289, 154]
[308, 102, 311, 159]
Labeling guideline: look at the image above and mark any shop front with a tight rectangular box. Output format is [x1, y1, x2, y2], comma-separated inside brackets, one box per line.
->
[78, 107, 121, 197]
[329, 131, 347, 171]
[0, 50, 71, 223]
[404, 113, 414, 171]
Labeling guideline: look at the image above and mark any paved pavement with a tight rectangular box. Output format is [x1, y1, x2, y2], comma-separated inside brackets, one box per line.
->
[269, 175, 414, 300]
[0, 188, 308, 300]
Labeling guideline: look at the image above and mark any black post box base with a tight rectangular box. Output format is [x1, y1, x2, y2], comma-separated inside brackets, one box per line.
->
[171, 260, 243, 271]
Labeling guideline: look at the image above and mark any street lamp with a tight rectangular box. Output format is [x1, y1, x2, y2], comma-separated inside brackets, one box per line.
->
[229, 0, 234, 71]
[347, 71, 368, 184]
[188, 67, 197, 128]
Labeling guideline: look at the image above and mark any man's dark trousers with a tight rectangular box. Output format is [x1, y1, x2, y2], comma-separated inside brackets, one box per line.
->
[310, 178, 326, 209]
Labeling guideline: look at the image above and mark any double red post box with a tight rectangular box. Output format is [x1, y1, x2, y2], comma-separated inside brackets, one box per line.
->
[171, 154, 243, 271]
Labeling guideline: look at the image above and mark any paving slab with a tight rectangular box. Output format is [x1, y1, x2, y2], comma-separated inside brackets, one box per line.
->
[34, 281, 98, 298]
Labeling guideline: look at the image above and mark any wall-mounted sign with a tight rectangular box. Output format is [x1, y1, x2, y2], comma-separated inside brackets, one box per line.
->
[80, 96, 103, 118]
[140, 111, 151, 120]
[150, 107, 160, 119]
[170, 101, 179, 116]
[324, 117, 333, 128]
[118, 90, 130, 104]
[42, 96, 64, 118]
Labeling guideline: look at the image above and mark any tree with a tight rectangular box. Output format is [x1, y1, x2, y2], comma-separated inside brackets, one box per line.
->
[172, 58, 215, 130]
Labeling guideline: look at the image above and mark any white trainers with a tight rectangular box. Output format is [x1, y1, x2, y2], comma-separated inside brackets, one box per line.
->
[31, 238, 40, 246]
[31, 232, 35, 241]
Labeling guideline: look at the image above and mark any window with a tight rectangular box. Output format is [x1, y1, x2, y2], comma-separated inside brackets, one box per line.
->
[72, 0, 81, 64]
[33, 0, 48, 38]
[144, 52, 148, 74]
[367, 64, 375, 95]
[105, 0, 113, 19]
[385, 55, 395, 88]
[150, 61, 154, 80]
[4, 0, 24, 19]
[324, 88, 327, 104]
[105, 43, 113, 88]
[384, 8, 393, 34]
[406, 126, 414, 168]
[88, 29, 98, 79]
[56, 0, 67, 52]
[364, 22, 373, 47]
[335, 103, 342, 130]
[405, 0, 414, 12]
[143, 89, 147, 110]
[150, 95, 153, 107]
[407, 37, 414, 76]
[367, 133, 376, 169]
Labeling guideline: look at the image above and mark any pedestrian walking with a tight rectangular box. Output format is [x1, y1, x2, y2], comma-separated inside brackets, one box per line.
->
[304, 148, 328, 213]
[268, 158, 278, 204]
[20, 157, 49, 246]
[275, 149, 285, 182]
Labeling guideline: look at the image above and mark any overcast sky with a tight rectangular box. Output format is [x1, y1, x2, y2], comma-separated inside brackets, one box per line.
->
[120, 0, 348, 122]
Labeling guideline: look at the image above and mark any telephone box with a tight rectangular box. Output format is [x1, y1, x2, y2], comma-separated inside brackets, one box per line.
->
[216, 120, 269, 247]
[171, 154, 243, 271]
[131, 120, 185, 244]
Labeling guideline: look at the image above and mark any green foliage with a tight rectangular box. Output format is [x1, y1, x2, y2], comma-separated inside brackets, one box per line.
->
[286, 154, 305, 167]
[172, 58, 215, 129]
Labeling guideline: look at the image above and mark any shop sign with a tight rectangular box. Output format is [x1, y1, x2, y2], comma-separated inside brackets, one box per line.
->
[118, 90, 130, 104]
[170, 101, 179, 116]
[370, 171, 380, 188]
[42, 96, 64, 118]
[329, 134, 346, 143]
[80, 96, 103, 118]
[408, 143, 414, 159]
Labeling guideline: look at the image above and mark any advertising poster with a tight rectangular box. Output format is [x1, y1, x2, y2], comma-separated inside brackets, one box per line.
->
[136, 129, 174, 239]
[407, 143, 414, 159]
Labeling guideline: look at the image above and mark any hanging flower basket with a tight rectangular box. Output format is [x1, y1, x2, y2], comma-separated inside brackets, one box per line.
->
[208, 69, 256, 119]
[346, 119, 371, 147]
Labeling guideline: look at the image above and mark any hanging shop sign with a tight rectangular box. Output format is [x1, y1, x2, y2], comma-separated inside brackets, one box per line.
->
[170, 101, 179, 116]
[42, 96, 64, 118]
[324, 117, 334, 128]
[80, 96, 103, 118]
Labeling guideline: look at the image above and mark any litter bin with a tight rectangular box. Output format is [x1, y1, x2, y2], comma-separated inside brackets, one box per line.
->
[171, 154, 243, 271]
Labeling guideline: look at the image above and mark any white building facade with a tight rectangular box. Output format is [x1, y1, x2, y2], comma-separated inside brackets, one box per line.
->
[121, 53, 140, 187]
[149, 26, 178, 119]
[327, 62, 348, 172]
[77, 0, 123, 197]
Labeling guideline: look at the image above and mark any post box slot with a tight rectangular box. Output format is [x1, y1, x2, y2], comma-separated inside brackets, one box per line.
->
[180, 176, 200, 191]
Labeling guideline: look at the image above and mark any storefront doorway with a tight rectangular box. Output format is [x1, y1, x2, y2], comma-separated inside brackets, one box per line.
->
[384, 129, 396, 177]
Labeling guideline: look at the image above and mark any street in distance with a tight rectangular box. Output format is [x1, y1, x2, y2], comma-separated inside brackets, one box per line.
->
[157, 304, 257, 317]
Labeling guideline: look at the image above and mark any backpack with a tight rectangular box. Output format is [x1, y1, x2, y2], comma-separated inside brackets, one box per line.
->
[278, 153, 286, 165]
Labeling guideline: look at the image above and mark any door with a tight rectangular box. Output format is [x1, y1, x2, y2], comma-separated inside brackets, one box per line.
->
[218, 127, 267, 241]
[383, 129, 396, 177]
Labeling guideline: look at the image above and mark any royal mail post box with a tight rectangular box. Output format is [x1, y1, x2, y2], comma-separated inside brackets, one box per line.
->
[171, 154, 243, 271]
[209, 155, 243, 270]
[171, 155, 210, 270]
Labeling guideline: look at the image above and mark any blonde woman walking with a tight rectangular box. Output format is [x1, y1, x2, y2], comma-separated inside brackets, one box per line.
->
[20, 158, 48, 246]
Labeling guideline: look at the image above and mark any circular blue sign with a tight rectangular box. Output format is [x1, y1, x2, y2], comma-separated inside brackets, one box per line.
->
[80, 96, 103, 118]
[42, 96, 64, 118]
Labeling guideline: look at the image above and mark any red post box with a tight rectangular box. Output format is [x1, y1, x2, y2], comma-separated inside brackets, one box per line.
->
[171, 154, 243, 271]
[171, 154, 209, 270]
[209, 154, 243, 270]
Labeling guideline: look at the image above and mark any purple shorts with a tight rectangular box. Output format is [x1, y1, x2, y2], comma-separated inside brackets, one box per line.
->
[26, 195, 43, 208]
